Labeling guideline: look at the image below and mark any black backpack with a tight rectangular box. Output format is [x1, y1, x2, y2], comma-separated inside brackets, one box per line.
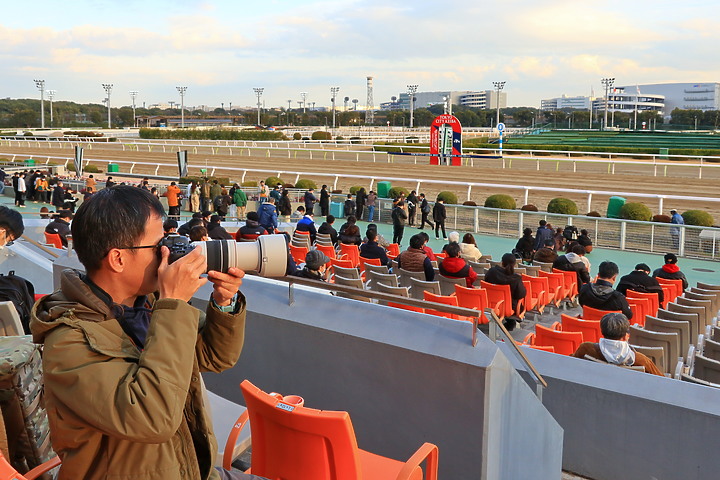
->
[0, 270, 36, 334]
[563, 225, 578, 241]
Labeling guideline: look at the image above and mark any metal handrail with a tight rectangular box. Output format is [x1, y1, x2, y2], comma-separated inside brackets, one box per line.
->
[282, 275, 547, 398]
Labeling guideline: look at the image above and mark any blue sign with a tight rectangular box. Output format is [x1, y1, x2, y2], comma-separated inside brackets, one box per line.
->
[497, 122, 505, 132]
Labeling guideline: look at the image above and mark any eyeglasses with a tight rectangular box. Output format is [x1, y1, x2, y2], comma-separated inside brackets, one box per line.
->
[0, 229, 15, 246]
[120, 239, 162, 252]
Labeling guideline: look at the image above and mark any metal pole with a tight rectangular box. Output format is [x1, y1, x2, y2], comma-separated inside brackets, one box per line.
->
[253, 88, 264, 126]
[102, 83, 113, 128]
[601, 77, 614, 131]
[47, 90, 55, 127]
[176, 86, 187, 128]
[407, 84, 418, 128]
[493, 81, 505, 128]
[301, 92, 307, 113]
[331, 86, 339, 129]
[34, 79, 45, 128]
[130, 91, 138, 127]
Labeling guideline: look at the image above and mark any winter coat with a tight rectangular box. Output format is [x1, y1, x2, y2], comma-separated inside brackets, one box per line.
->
[534, 226, 554, 250]
[258, 202, 278, 231]
[359, 241, 389, 266]
[233, 189, 247, 207]
[278, 195, 292, 216]
[432, 202, 446, 223]
[397, 248, 434, 281]
[484, 265, 527, 310]
[578, 279, 633, 319]
[236, 220, 266, 241]
[439, 257, 477, 287]
[617, 270, 665, 303]
[392, 206, 407, 227]
[652, 264, 688, 290]
[553, 253, 591, 285]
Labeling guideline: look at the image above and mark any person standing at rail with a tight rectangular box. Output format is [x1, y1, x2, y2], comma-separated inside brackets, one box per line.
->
[319, 184, 330, 217]
[669, 209, 684, 250]
[418, 193, 434, 230]
[433, 197, 447, 240]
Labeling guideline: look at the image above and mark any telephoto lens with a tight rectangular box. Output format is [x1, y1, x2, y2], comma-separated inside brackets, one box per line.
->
[160, 234, 288, 276]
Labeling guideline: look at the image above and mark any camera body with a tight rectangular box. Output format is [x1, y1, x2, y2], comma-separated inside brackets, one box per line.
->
[160, 235, 196, 264]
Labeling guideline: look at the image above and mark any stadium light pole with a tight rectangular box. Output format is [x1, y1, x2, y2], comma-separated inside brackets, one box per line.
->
[493, 81, 506, 128]
[34, 79, 45, 128]
[407, 84, 418, 128]
[47, 90, 56, 127]
[253, 88, 264, 126]
[330, 86, 340, 129]
[176, 86, 187, 128]
[601, 77, 614, 130]
[129, 91, 138, 127]
[102, 83, 113, 128]
[300, 92, 307, 113]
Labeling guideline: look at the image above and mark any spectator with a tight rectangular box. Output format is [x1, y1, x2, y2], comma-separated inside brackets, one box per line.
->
[338, 214, 356, 238]
[366, 190, 377, 222]
[617, 263, 665, 304]
[189, 225, 209, 242]
[85, 174, 97, 193]
[432, 197, 447, 240]
[484, 253, 527, 330]
[391, 200, 408, 245]
[163, 218, 178, 236]
[105, 176, 115, 189]
[397, 234, 435, 281]
[187, 180, 200, 213]
[291, 205, 305, 220]
[318, 215, 339, 246]
[344, 194, 356, 218]
[258, 180, 269, 204]
[460, 233, 482, 262]
[670, 209, 684, 250]
[39, 206, 51, 219]
[63, 188, 79, 213]
[295, 210, 317, 243]
[200, 177, 212, 211]
[201, 210, 213, 227]
[652, 252, 688, 290]
[213, 188, 233, 219]
[572, 313, 663, 376]
[235, 211, 267, 241]
[363, 223, 390, 248]
[207, 215, 233, 240]
[178, 213, 204, 236]
[303, 187, 317, 214]
[577, 229, 593, 253]
[277, 189, 292, 221]
[209, 180, 222, 204]
[293, 249, 330, 281]
[0, 205, 24, 246]
[45, 210, 73, 247]
[15, 172, 26, 207]
[407, 190, 418, 227]
[418, 193, 434, 230]
[554, 227, 566, 252]
[534, 220, 553, 251]
[258, 197, 279, 234]
[534, 239, 558, 263]
[270, 184, 282, 204]
[51, 180, 64, 210]
[514, 228, 535, 263]
[163, 181, 182, 219]
[418, 231, 437, 261]
[438, 242, 477, 288]
[339, 224, 362, 246]
[441, 231, 459, 254]
[360, 229, 389, 266]
[579, 261, 633, 319]
[233, 184, 247, 219]
[553, 244, 591, 285]
[355, 188, 367, 220]
[319, 184, 330, 217]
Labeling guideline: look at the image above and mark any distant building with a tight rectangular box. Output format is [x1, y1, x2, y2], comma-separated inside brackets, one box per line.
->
[616, 82, 720, 115]
[591, 88, 665, 115]
[382, 90, 507, 110]
[540, 95, 593, 111]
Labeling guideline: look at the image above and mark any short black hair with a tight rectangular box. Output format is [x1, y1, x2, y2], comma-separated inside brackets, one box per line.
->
[366, 229, 377, 242]
[326, 215, 335, 224]
[210, 215, 222, 224]
[163, 219, 178, 231]
[246, 211, 259, 221]
[0, 206, 24, 239]
[418, 231, 430, 243]
[409, 234, 424, 249]
[444, 242, 461, 258]
[571, 244, 586, 255]
[664, 253, 678, 264]
[600, 313, 630, 340]
[346, 215, 356, 224]
[72, 186, 165, 272]
[189, 225, 207, 242]
[539, 220, 547, 226]
[598, 261, 619, 279]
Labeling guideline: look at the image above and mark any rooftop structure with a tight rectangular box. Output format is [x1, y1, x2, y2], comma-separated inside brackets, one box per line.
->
[382, 90, 507, 111]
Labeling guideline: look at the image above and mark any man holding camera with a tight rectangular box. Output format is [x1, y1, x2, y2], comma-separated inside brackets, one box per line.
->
[30, 186, 263, 480]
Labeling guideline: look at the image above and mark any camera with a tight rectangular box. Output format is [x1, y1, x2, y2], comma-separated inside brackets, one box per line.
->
[160, 234, 288, 277]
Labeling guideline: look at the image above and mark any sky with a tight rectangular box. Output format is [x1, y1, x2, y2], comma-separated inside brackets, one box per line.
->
[1, 0, 719, 109]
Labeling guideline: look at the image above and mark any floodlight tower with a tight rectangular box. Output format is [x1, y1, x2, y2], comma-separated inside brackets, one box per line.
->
[102, 83, 113, 128]
[366, 76, 375, 124]
[176, 86, 187, 128]
[407, 84, 418, 128]
[47, 90, 56, 127]
[601, 77, 615, 130]
[129, 91, 138, 127]
[300, 92, 308, 113]
[34, 79, 46, 128]
[330, 86, 340, 128]
[492, 81, 506, 127]
[253, 88, 264, 126]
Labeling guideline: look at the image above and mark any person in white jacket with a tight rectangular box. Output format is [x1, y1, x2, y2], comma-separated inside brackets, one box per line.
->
[16, 173, 26, 207]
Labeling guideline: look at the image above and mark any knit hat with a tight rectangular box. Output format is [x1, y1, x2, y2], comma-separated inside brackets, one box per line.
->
[305, 250, 330, 270]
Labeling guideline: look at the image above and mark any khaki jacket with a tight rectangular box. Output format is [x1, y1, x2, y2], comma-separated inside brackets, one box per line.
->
[30, 269, 247, 480]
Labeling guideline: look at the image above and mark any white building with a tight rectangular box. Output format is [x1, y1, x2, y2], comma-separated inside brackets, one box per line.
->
[541, 95, 593, 111]
[591, 88, 665, 114]
[616, 82, 720, 115]
[383, 90, 507, 110]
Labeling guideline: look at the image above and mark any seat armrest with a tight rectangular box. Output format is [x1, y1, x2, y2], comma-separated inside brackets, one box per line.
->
[25, 456, 62, 480]
[396, 442, 439, 480]
[223, 411, 249, 470]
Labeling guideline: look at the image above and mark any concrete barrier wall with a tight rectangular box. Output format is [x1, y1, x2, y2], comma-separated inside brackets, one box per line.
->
[203, 277, 563, 479]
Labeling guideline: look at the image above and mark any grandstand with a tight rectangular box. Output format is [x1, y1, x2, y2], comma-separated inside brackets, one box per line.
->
[508, 130, 720, 151]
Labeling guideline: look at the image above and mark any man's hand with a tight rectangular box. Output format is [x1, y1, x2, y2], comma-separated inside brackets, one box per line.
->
[208, 267, 245, 306]
[157, 246, 208, 302]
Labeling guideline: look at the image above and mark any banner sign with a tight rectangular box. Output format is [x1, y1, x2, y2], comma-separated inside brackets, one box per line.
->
[177, 150, 188, 178]
[74, 146, 84, 176]
[429, 114, 462, 165]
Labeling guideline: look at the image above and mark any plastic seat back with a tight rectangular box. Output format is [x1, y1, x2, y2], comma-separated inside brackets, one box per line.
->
[358, 256, 381, 274]
[398, 268, 426, 287]
[289, 245, 309, 265]
[0, 450, 60, 480]
[332, 264, 360, 281]
[538, 271, 564, 306]
[438, 274, 467, 296]
[675, 296, 713, 326]
[339, 243, 360, 267]
[364, 263, 389, 275]
[387, 243, 400, 258]
[627, 298, 650, 327]
[553, 268, 579, 302]
[656, 277, 683, 303]
[331, 258, 355, 270]
[365, 270, 398, 290]
[44, 232, 63, 249]
[409, 278, 441, 300]
[453, 285, 490, 324]
[702, 338, 720, 362]
[657, 308, 700, 347]
[532, 260, 554, 272]
[375, 282, 409, 299]
[479, 281, 513, 319]
[626, 290, 659, 317]
[693, 355, 720, 384]
[423, 291, 459, 320]
[315, 244, 337, 261]
[534, 324, 583, 356]
[629, 325, 679, 375]
[582, 305, 621, 321]
[645, 315, 691, 361]
[561, 314, 601, 343]
[522, 274, 549, 312]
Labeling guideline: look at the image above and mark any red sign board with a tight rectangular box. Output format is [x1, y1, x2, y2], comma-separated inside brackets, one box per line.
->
[430, 114, 462, 165]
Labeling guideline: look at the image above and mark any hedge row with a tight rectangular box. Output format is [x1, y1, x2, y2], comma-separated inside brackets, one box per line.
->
[139, 128, 286, 141]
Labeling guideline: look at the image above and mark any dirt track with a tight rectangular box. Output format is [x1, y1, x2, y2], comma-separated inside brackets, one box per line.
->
[1, 142, 718, 219]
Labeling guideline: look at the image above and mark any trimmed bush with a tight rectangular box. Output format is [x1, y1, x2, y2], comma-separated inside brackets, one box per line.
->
[547, 198, 578, 215]
[485, 194, 517, 210]
[139, 128, 285, 141]
[521, 204, 538, 212]
[388, 186, 409, 198]
[292, 132, 302, 140]
[311, 131, 332, 141]
[335, 135, 344, 140]
[652, 214, 671, 223]
[437, 191, 458, 204]
[463, 201, 477, 206]
[349, 186, 366, 195]
[283, 183, 295, 189]
[350, 136, 361, 144]
[83, 164, 102, 173]
[241, 180, 257, 187]
[619, 202, 652, 221]
[264, 176, 285, 188]
[586, 211, 602, 217]
[295, 178, 317, 190]
[682, 210, 714, 227]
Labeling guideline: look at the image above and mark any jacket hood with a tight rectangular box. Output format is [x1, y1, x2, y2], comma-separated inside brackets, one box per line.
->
[662, 263, 680, 274]
[599, 338, 635, 366]
[588, 281, 615, 300]
[565, 252, 583, 264]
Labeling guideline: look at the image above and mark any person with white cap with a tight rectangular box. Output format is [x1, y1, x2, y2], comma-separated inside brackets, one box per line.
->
[292, 249, 330, 281]
[669, 208, 684, 249]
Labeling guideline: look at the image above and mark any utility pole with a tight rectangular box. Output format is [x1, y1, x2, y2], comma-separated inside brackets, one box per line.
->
[34, 79, 45, 128]
[407, 84, 418, 128]
[493, 81, 506, 128]
[47, 90, 56, 127]
[330, 86, 340, 128]
[365, 76, 375, 124]
[176, 86, 187, 128]
[300, 92, 307, 113]
[102, 83, 113, 128]
[130, 91, 138, 127]
[253, 88, 264, 126]
[601, 77, 614, 130]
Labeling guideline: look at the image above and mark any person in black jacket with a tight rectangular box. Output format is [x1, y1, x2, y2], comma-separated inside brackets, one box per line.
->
[617, 263, 664, 304]
[514, 227, 535, 263]
[391, 200, 408, 245]
[343, 194, 355, 218]
[484, 253, 527, 331]
[534, 220, 553, 251]
[51, 181, 66, 210]
[652, 253, 688, 290]
[418, 193, 434, 230]
[355, 188, 367, 221]
[407, 190, 418, 227]
[277, 189, 293, 219]
[360, 229, 389, 266]
[578, 261, 632, 319]
[318, 215, 339, 246]
[207, 215, 233, 240]
[577, 229, 593, 253]
[553, 244, 591, 285]
[432, 198, 447, 240]
[319, 185, 330, 217]
[45, 210, 73, 247]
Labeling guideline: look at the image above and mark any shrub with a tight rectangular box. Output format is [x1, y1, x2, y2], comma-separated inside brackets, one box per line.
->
[335, 135, 344, 140]
[295, 178, 317, 190]
[463, 201, 477, 206]
[350, 136, 361, 144]
[586, 211, 602, 217]
[388, 186, 409, 198]
[83, 164, 102, 173]
[349, 186, 366, 195]
[283, 183, 295, 189]
[436, 191, 458, 204]
[485, 194, 517, 210]
[264, 176, 284, 188]
[547, 198, 578, 215]
[311, 131, 332, 141]
[521, 204, 538, 212]
[241, 180, 257, 187]
[180, 176, 230, 186]
[682, 210, 714, 227]
[652, 214, 671, 223]
[292, 132, 302, 140]
[139, 128, 286, 141]
[619, 202, 652, 221]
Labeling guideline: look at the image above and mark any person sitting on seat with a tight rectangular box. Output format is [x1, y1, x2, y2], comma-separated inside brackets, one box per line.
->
[577, 229, 593, 253]
[652, 253, 688, 290]
[235, 211, 267, 241]
[0, 205, 24, 247]
[189, 225, 209, 242]
[553, 244, 591, 285]
[579, 261, 632, 319]
[292, 249, 330, 281]
[438, 242, 477, 288]
[339, 224, 362, 246]
[396, 234, 434, 281]
[572, 312, 663, 376]
[178, 212, 203, 236]
[459, 233, 482, 262]
[207, 215, 233, 240]
[483, 253, 527, 330]
[616, 263, 664, 304]
[514, 228, 535, 264]
[291, 205, 305, 220]
[318, 215, 339, 246]
[45, 210, 73, 247]
[338, 215, 356, 238]
[359, 229, 389, 266]
[362, 223, 390, 248]
[418, 231, 437, 261]
[295, 210, 317, 243]
[533, 238, 558, 264]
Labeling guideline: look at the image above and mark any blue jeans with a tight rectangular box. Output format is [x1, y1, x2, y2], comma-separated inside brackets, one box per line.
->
[367, 206, 375, 222]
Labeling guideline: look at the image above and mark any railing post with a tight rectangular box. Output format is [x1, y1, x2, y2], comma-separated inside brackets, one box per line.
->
[658, 197, 664, 216]
[679, 226, 686, 257]
[518, 211, 524, 237]
[474, 208, 479, 233]
[620, 221, 627, 250]
[467, 185, 472, 202]
[587, 193, 593, 213]
[524, 188, 529, 206]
